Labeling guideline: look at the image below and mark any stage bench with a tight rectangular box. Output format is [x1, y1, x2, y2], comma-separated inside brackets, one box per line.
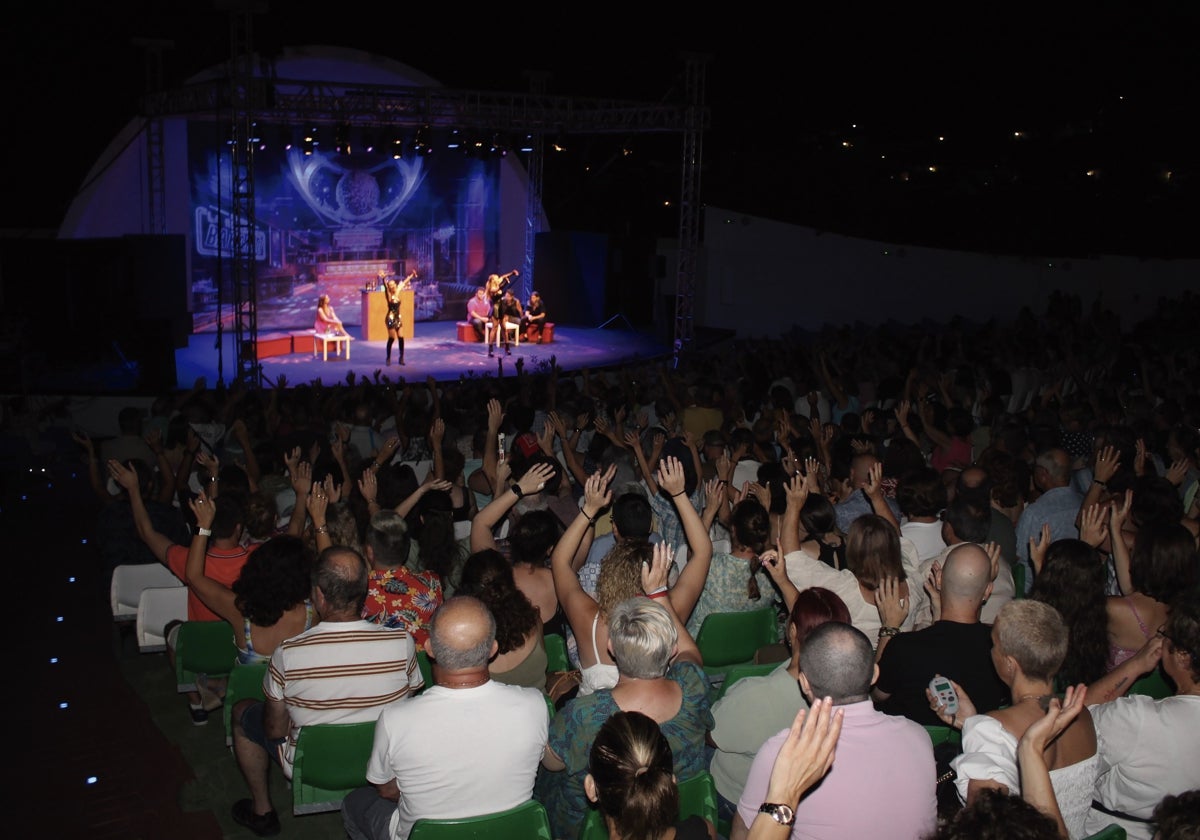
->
[456, 321, 554, 343]
[290, 331, 315, 354]
[254, 332, 293, 359]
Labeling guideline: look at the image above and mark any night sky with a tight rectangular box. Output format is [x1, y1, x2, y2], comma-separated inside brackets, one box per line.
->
[5, 4, 1197, 258]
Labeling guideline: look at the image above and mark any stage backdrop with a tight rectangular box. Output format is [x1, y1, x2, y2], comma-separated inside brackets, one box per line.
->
[187, 121, 501, 332]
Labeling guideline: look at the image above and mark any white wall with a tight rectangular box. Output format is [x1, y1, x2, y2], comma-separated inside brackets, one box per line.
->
[694, 207, 1198, 336]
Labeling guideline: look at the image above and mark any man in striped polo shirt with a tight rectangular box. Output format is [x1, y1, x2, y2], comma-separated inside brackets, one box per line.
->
[231, 546, 423, 837]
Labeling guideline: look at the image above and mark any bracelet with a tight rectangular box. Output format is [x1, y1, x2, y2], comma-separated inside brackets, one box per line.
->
[195, 527, 212, 538]
[581, 509, 598, 525]
[671, 490, 688, 498]
[878, 626, 901, 638]
[1092, 479, 1107, 487]
[511, 484, 525, 499]
[647, 590, 669, 600]
[314, 525, 329, 535]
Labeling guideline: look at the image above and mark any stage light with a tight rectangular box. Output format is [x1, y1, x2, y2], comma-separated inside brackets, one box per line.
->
[519, 134, 534, 153]
[392, 138, 404, 159]
[335, 123, 351, 155]
[409, 127, 433, 156]
[489, 134, 509, 157]
[447, 129, 462, 150]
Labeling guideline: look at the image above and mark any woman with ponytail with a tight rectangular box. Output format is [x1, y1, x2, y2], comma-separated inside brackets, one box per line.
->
[585, 711, 716, 840]
[683, 497, 780, 639]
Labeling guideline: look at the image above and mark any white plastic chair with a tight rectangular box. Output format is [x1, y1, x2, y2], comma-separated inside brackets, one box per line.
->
[453, 520, 472, 542]
[484, 320, 520, 350]
[136, 586, 189, 653]
[408, 459, 434, 484]
[111, 563, 184, 622]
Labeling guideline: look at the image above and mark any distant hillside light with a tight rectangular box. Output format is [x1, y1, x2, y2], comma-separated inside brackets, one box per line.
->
[1013, 131, 1025, 138]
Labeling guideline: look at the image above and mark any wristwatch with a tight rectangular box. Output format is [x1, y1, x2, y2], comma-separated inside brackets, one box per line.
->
[758, 802, 796, 826]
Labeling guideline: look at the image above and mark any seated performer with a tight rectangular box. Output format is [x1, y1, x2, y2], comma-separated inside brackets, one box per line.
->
[466, 286, 491, 342]
[525, 291, 546, 343]
[314, 295, 346, 335]
[496, 288, 523, 356]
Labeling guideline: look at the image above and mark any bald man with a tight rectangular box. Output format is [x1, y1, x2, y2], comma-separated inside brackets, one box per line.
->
[343, 596, 548, 840]
[873, 543, 1009, 726]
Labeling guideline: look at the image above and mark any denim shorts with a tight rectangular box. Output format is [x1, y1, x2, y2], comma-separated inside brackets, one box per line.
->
[239, 700, 287, 764]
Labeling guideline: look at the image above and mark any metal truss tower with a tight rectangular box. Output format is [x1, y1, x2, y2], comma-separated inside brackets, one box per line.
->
[673, 55, 708, 364]
[521, 71, 550, 303]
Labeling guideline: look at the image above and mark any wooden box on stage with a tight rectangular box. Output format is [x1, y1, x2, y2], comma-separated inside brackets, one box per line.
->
[457, 322, 481, 342]
[290, 331, 315, 354]
[254, 332, 293, 358]
[361, 289, 414, 341]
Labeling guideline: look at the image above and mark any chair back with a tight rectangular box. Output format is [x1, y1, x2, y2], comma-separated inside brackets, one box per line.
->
[712, 661, 780, 703]
[408, 799, 552, 839]
[135, 586, 189, 653]
[695, 606, 779, 667]
[1012, 563, 1026, 599]
[1129, 667, 1174, 700]
[923, 725, 962, 748]
[174, 621, 238, 692]
[223, 661, 268, 747]
[544, 633, 570, 672]
[111, 563, 183, 620]
[416, 648, 434, 692]
[1083, 826, 1127, 839]
[292, 720, 377, 815]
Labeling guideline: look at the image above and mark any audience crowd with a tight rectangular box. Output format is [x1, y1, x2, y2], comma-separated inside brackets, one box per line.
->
[62, 288, 1200, 839]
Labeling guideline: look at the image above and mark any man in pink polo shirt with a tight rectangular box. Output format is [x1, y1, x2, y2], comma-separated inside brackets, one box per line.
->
[733, 622, 937, 840]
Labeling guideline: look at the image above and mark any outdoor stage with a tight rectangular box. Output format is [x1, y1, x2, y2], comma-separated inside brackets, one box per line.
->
[173, 320, 669, 388]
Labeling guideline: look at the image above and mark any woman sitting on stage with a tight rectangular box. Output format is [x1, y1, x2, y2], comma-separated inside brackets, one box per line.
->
[314, 295, 345, 335]
[525, 291, 547, 343]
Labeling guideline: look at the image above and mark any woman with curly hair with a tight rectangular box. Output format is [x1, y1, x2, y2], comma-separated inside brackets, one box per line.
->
[458, 549, 547, 691]
[187, 496, 316, 666]
[1028, 538, 1110, 687]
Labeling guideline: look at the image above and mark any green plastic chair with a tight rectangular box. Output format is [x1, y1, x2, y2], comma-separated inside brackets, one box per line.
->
[174, 620, 237, 693]
[924, 725, 962, 748]
[712, 661, 781, 703]
[291, 720, 377, 815]
[416, 648, 434, 692]
[1129, 667, 1174, 700]
[1083, 826, 1126, 839]
[580, 772, 717, 840]
[409, 799, 552, 839]
[696, 606, 779, 693]
[1012, 563, 1026, 599]
[544, 633, 570, 672]
[223, 661, 268, 747]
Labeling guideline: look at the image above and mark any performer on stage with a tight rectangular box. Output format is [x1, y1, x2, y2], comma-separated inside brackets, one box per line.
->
[524, 291, 546, 343]
[466, 286, 491, 342]
[314, 295, 346, 335]
[496, 287, 523, 356]
[485, 269, 518, 357]
[384, 269, 417, 365]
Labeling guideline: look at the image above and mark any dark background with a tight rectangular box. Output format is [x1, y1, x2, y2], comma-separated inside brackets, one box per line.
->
[4, 4, 1197, 259]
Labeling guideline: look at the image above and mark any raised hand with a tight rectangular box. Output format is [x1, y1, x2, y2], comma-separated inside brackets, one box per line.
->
[306, 481, 329, 524]
[188, 490, 217, 530]
[863, 460, 885, 499]
[517, 461, 557, 497]
[641, 541, 674, 594]
[291, 461, 313, 497]
[107, 459, 139, 493]
[582, 464, 618, 517]
[875, 576, 909, 629]
[748, 480, 771, 511]
[1019, 684, 1088, 754]
[1029, 523, 1052, 575]
[487, 398, 504, 433]
[703, 477, 726, 512]
[195, 449, 219, 479]
[358, 467, 378, 504]
[1133, 438, 1147, 477]
[783, 472, 810, 510]
[377, 435, 400, 465]
[1094, 445, 1120, 484]
[1109, 488, 1133, 533]
[983, 541, 1002, 582]
[655, 455, 687, 498]
[924, 561, 943, 621]
[430, 417, 445, 447]
[1166, 458, 1190, 487]
[282, 445, 301, 478]
[761, 698, 844, 811]
[321, 473, 343, 504]
[1079, 502, 1109, 549]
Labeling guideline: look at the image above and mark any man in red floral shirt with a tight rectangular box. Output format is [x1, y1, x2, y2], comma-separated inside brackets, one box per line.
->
[361, 510, 442, 645]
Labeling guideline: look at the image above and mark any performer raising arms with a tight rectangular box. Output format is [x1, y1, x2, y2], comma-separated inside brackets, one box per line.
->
[384, 269, 417, 365]
[485, 269, 519, 357]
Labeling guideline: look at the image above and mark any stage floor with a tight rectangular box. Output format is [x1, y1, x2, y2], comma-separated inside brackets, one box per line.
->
[174, 320, 669, 388]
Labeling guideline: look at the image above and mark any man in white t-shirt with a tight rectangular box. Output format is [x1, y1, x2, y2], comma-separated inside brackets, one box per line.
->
[342, 596, 549, 840]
